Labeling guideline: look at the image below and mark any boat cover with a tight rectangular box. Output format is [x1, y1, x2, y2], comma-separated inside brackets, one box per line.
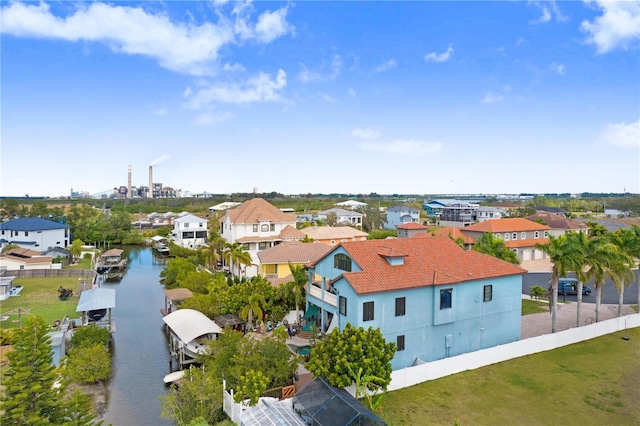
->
[76, 288, 116, 312]
[163, 309, 222, 343]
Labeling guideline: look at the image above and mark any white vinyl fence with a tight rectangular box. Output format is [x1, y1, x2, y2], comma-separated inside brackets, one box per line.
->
[388, 313, 640, 392]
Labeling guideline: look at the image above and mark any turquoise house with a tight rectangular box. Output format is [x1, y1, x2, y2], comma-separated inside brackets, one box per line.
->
[305, 236, 525, 370]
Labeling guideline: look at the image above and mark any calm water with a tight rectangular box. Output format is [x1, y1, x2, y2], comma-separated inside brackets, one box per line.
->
[100, 246, 174, 426]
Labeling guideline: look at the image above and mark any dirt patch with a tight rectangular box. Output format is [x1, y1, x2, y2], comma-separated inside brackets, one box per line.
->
[67, 381, 109, 417]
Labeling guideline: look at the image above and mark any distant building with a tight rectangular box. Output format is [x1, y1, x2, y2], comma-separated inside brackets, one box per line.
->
[334, 200, 368, 210]
[463, 218, 550, 261]
[385, 206, 421, 230]
[396, 222, 428, 238]
[300, 226, 369, 246]
[316, 208, 363, 228]
[172, 214, 208, 249]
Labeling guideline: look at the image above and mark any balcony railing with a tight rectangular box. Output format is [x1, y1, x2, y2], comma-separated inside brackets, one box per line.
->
[308, 284, 337, 307]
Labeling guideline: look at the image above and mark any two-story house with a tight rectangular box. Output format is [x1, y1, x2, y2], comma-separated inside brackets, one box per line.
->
[0, 218, 70, 251]
[462, 218, 550, 261]
[396, 222, 428, 238]
[438, 202, 479, 228]
[476, 206, 508, 222]
[525, 211, 589, 237]
[316, 208, 363, 228]
[172, 213, 208, 248]
[300, 226, 368, 245]
[385, 206, 421, 230]
[219, 198, 304, 277]
[305, 236, 525, 370]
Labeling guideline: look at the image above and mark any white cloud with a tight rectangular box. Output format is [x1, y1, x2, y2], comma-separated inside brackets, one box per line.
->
[185, 69, 287, 109]
[374, 59, 397, 72]
[193, 111, 235, 126]
[603, 119, 640, 148]
[0, 1, 293, 75]
[359, 140, 443, 155]
[530, 5, 551, 24]
[581, 1, 640, 53]
[424, 45, 454, 63]
[481, 93, 504, 104]
[348, 88, 356, 97]
[529, 1, 568, 25]
[297, 54, 342, 83]
[549, 62, 566, 75]
[319, 93, 337, 103]
[352, 127, 381, 140]
[223, 62, 246, 72]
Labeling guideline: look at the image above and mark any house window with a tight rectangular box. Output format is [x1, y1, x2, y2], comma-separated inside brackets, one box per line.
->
[521, 232, 526, 240]
[495, 233, 501, 239]
[363, 301, 374, 321]
[261, 224, 269, 232]
[184, 223, 189, 228]
[25, 231, 29, 236]
[544, 231, 548, 237]
[270, 224, 275, 232]
[339, 296, 347, 316]
[504, 233, 510, 241]
[534, 231, 539, 238]
[512, 232, 517, 240]
[440, 289, 452, 310]
[259, 242, 267, 250]
[330, 240, 336, 245]
[334, 253, 352, 272]
[395, 297, 406, 316]
[397, 335, 405, 351]
[253, 224, 258, 232]
[512, 248, 518, 254]
[19, 265, 25, 270]
[483, 285, 492, 302]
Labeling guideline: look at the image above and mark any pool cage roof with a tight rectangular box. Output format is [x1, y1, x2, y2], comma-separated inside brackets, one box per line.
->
[292, 377, 387, 426]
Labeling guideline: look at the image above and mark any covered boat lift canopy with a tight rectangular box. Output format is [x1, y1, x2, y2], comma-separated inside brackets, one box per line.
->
[76, 288, 116, 329]
[161, 288, 194, 316]
[163, 309, 222, 344]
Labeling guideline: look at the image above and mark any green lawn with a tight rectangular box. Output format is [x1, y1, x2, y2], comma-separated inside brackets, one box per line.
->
[380, 328, 640, 426]
[0, 277, 82, 329]
[522, 299, 549, 315]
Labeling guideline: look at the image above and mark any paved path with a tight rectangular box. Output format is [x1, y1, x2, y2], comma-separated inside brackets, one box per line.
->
[521, 298, 636, 339]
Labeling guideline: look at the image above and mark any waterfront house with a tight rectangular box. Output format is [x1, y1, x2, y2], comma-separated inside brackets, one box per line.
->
[0, 217, 70, 251]
[385, 206, 421, 230]
[305, 236, 526, 370]
[257, 241, 333, 287]
[462, 218, 550, 261]
[299, 226, 368, 245]
[0, 248, 55, 271]
[219, 198, 303, 277]
[172, 213, 208, 248]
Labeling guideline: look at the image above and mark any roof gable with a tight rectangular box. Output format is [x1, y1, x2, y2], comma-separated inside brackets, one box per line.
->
[0, 217, 69, 231]
[257, 241, 333, 264]
[525, 211, 588, 230]
[301, 226, 368, 240]
[224, 198, 297, 224]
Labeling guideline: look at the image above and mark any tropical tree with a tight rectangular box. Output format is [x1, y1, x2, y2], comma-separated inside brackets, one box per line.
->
[60, 388, 104, 426]
[277, 264, 307, 324]
[1, 315, 64, 425]
[472, 232, 520, 265]
[223, 242, 253, 277]
[348, 365, 386, 412]
[611, 226, 640, 315]
[307, 323, 396, 390]
[581, 236, 633, 323]
[70, 239, 85, 261]
[240, 293, 267, 331]
[536, 234, 584, 333]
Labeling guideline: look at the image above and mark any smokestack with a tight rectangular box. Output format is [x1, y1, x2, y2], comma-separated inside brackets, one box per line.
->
[128, 165, 132, 199]
[149, 165, 154, 199]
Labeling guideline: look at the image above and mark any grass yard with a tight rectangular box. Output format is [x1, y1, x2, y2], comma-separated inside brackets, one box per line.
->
[380, 328, 640, 426]
[522, 299, 549, 315]
[0, 277, 82, 329]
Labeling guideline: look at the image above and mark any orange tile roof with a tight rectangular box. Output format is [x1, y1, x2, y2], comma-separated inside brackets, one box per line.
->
[257, 241, 333, 264]
[396, 222, 427, 230]
[464, 218, 550, 233]
[423, 227, 475, 244]
[222, 198, 297, 224]
[301, 226, 368, 240]
[317, 237, 526, 295]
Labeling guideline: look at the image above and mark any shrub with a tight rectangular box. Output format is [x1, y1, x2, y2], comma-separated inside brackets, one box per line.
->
[70, 324, 111, 349]
[0, 328, 15, 345]
[66, 344, 111, 383]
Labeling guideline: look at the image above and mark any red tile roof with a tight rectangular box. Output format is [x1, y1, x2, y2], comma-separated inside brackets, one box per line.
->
[222, 198, 297, 224]
[396, 222, 427, 230]
[317, 237, 526, 295]
[463, 218, 549, 233]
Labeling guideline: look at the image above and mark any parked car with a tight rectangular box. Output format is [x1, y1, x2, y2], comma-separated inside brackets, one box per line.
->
[549, 278, 592, 295]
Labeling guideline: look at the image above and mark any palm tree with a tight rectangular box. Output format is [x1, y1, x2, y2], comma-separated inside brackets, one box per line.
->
[223, 242, 253, 278]
[277, 264, 308, 325]
[202, 242, 221, 272]
[472, 232, 519, 265]
[565, 231, 589, 327]
[240, 293, 267, 331]
[581, 236, 633, 323]
[611, 226, 640, 316]
[536, 234, 584, 333]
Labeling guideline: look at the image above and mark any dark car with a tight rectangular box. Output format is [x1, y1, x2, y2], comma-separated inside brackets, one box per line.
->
[549, 278, 592, 295]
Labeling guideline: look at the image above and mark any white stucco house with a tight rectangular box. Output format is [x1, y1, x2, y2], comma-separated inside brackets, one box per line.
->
[172, 214, 208, 248]
[0, 248, 56, 271]
[0, 217, 70, 251]
[316, 208, 363, 228]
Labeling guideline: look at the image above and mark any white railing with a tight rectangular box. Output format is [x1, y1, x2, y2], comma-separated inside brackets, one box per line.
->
[308, 285, 337, 307]
[387, 313, 640, 392]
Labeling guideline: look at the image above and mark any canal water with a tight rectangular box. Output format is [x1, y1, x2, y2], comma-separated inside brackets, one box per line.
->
[100, 246, 174, 426]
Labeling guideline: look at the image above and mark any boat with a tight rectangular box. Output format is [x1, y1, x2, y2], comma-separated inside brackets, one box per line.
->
[156, 245, 170, 255]
[163, 370, 185, 385]
[162, 309, 223, 361]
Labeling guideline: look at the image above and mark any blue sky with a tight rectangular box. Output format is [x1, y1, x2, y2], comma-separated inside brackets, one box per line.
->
[1, 0, 639, 198]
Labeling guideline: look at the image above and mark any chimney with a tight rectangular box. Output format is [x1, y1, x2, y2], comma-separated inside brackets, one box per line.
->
[128, 165, 132, 198]
[149, 165, 154, 199]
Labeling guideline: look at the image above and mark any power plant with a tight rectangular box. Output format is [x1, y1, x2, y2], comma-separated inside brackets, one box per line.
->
[112, 163, 177, 199]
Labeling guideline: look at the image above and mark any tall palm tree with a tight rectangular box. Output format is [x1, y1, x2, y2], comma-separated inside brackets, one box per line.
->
[581, 236, 633, 323]
[536, 234, 583, 333]
[611, 226, 640, 315]
[565, 231, 589, 327]
[202, 241, 221, 272]
[223, 242, 253, 278]
[472, 232, 519, 265]
[277, 264, 308, 325]
[240, 293, 267, 331]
